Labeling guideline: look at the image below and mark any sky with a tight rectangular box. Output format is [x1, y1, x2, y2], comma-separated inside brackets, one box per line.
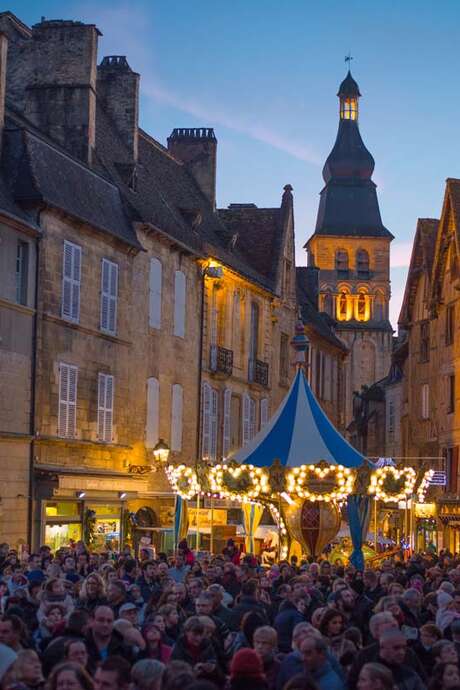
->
[7, 0, 460, 326]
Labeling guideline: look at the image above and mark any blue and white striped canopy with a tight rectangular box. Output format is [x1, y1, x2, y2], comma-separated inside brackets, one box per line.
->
[231, 367, 365, 469]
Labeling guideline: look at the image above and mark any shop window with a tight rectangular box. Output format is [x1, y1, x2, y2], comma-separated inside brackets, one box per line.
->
[45, 502, 80, 518]
[45, 523, 82, 552]
[87, 503, 121, 551]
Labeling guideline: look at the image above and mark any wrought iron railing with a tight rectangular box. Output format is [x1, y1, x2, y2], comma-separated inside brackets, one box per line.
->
[248, 358, 269, 387]
[210, 345, 233, 376]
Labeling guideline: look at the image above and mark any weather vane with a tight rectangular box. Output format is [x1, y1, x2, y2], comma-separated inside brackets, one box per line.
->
[345, 52, 353, 68]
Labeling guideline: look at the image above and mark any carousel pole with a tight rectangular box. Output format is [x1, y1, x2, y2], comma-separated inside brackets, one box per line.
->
[210, 495, 214, 555]
[374, 496, 378, 552]
[196, 493, 200, 552]
[278, 493, 282, 562]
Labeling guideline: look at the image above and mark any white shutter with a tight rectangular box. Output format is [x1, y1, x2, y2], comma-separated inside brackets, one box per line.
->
[98, 373, 114, 442]
[242, 394, 250, 446]
[260, 398, 269, 429]
[171, 384, 183, 452]
[223, 388, 232, 459]
[149, 258, 162, 329]
[210, 388, 218, 461]
[100, 259, 118, 334]
[249, 398, 256, 440]
[62, 241, 81, 322]
[201, 382, 211, 460]
[58, 363, 78, 438]
[173, 270, 186, 337]
[210, 287, 218, 346]
[146, 377, 160, 448]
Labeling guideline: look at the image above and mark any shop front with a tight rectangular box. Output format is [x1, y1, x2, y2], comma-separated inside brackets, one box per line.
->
[437, 498, 460, 553]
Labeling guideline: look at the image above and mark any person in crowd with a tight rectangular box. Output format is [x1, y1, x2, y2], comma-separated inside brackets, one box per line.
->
[356, 662, 396, 690]
[93, 655, 131, 690]
[427, 662, 460, 690]
[139, 622, 172, 663]
[376, 629, 426, 690]
[47, 661, 94, 690]
[10, 649, 44, 689]
[253, 626, 282, 690]
[299, 634, 346, 690]
[76, 574, 107, 613]
[229, 648, 269, 690]
[130, 659, 165, 690]
[170, 616, 216, 671]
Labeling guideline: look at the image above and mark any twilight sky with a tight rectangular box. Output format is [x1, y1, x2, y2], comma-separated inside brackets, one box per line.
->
[8, 0, 460, 326]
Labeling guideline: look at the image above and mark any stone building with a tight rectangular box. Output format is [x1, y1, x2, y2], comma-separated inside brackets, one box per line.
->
[305, 70, 393, 427]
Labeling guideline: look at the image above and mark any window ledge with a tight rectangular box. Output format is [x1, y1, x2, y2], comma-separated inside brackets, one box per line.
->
[44, 312, 131, 346]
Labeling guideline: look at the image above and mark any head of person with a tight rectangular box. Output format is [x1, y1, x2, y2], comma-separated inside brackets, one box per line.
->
[94, 656, 131, 690]
[319, 609, 346, 638]
[207, 583, 224, 608]
[195, 592, 214, 616]
[402, 587, 422, 611]
[357, 662, 396, 690]
[161, 661, 195, 690]
[13, 650, 43, 686]
[106, 579, 126, 604]
[428, 661, 460, 690]
[433, 640, 459, 665]
[197, 616, 216, 640]
[300, 634, 328, 672]
[240, 610, 267, 646]
[142, 622, 162, 648]
[48, 661, 94, 690]
[91, 606, 114, 641]
[150, 614, 165, 633]
[0, 614, 24, 649]
[44, 576, 65, 596]
[230, 648, 265, 683]
[420, 623, 443, 649]
[174, 553, 185, 569]
[335, 587, 355, 613]
[45, 603, 66, 628]
[363, 570, 379, 590]
[65, 638, 89, 668]
[253, 626, 277, 662]
[119, 602, 138, 626]
[81, 573, 105, 599]
[183, 617, 205, 648]
[188, 578, 203, 600]
[369, 612, 398, 642]
[131, 659, 165, 690]
[158, 604, 179, 628]
[378, 629, 407, 666]
[241, 579, 258, 599]
[291, 622, 318, 652]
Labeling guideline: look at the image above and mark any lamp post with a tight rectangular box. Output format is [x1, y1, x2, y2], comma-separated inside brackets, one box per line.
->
[153, 439, 170, 466]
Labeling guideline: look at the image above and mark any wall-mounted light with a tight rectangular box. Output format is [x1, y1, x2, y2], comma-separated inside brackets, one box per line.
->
[76, 491, 86, 499]
[153, 438, 170, 465]
[203, 261, 224, 279]
[119, 492, 127, 500]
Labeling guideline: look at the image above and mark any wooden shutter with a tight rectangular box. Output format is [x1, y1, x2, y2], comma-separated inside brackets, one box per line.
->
[223, 388, 232, 459]
[210, 388, 219, 461]
[98, 373, 114, 442]
[149, 258, 162, 329]
[173, 270, 186, 337]
[100, 259, 118, 334]
[146, 377, 160, 448]
[171, 384, 183, 452]
[249, 398, 256, 440]
[62, 241, 81, 322]
[58, 363, 78, 438]
[260, 398, 269, 429]
[242, 394, 250, 446]
[201, 382, 211, 459]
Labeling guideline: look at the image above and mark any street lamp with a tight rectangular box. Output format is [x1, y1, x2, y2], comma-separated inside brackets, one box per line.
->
[153, 439, 170, 465]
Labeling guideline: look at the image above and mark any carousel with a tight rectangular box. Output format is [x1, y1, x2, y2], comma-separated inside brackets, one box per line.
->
[167, 323, 433, 569]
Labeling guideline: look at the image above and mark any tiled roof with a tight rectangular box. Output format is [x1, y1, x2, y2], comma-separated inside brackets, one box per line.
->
[398, 217, 438, 326]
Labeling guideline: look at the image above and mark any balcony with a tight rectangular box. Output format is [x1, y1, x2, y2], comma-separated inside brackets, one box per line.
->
[248, 358, 269, 387]
[210, 344, 233, 377]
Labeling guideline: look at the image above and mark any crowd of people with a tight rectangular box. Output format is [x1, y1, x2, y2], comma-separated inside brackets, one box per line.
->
[0, 538, 458, 690]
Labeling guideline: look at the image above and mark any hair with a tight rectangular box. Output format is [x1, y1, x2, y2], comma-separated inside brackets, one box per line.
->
[43, 577, 63, 593]
[131, 659, 165, 690]
[0, 613, 26, 638]
[107, 578, 126, 595]
[432, 640, 458, 661]
[374, 595, 401, 614]
[240, 610, 267, 645]
[283, 673, 321, 690]
[369, 612, 396, 639]
[184, 616, 205, 634]
[13, 650, 41, 680]
[80, 573, 106, 600]
[198, 616, 215, 632]
[207, 584, 224, 598]
[359, 662, 395, 690]
[98, 656, 131, 685]
[64, 637, 88, 658]
[344, 626, 363, 649]
[48, 662, 94, 690]
[420, 623, 442, 641]
[158, 604, 177, 621]
[363, 569, 379, 585]
[253, 625, 277, 646]
[162, 661, 195, 690]
[319, 608, 345, 637]
[300, 634, 328, 654]
[428, 662, 460, 690]
[241, 580, 258, 597]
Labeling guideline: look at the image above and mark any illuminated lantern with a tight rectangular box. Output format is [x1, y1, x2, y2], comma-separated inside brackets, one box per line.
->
[285, 498, 341, 558]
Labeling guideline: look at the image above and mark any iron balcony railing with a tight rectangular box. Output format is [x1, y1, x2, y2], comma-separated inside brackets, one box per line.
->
[248, 358, 269, 387]
[210, 344, 233, 376]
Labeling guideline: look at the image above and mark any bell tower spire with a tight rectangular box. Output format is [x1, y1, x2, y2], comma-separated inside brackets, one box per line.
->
[338, 69, 361, 121]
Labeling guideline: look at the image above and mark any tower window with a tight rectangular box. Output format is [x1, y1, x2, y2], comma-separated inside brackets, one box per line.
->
[335, 250, 349, 276]
[337, 291, 350, 321]
[357, 294, 366, 319]
[340, 97, 358, 121]
[355, 291, 370, 322]
[356, 249, 369, 277]
[323, 292, 333, 316]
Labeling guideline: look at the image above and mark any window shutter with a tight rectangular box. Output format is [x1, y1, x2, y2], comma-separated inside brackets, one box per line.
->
[149, 258, 162, 329]
[173, 270, 186, 337]
[146, 377, 160, 448]
[100, 259, 118, 334]
[171, 384, 183, 452]
[223, 388, 232, 459]
[249, 398, 256, 440]
[242, 394, 250, 446]
[210, 388, 218, 461]
[62, 241, 81, 322]
[97, 373, 106, 440]
[97, 373, 114, 442]
[201, 382, 211, 460]
[260, 398, 269, 429]
[58, 363, 78, 438]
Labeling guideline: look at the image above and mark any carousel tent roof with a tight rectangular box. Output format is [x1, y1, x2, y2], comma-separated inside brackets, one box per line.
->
[231, 367, 365, 469]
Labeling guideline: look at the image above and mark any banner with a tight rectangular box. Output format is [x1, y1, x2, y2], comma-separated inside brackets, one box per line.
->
[174, 495, 189, 549]
[347, 494, 372, 571]
[242, 502, 264, 554]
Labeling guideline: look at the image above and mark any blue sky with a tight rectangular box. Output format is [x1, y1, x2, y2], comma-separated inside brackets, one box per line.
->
[8, 0, 460, 325]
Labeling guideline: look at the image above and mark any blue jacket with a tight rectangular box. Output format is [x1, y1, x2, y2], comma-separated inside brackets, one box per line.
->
[276, 650, 346, 690]
[274, 601, 304, 652]
[312, 661, 346, 690]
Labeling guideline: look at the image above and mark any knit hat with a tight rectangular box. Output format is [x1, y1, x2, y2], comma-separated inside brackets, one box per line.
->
[0, 642, 17, 680]
[437, 591, 453, 609]
[230, 648, 265, 681]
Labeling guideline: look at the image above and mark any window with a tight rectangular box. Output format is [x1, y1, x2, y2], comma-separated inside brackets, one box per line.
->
[374, 293, 385, 321]
[323, 292, 333, 316]
[97, 373, 114, 442]
[356, 293, 366, 320]
[388, 400, 395, 439]
[15, 240, 29, 305]
[335, 250, 349, 275]
[171, 384, 183, 452]
[421, 383, 429, 419]
[340, 97, 358, 120]
[242, 394, 256, 446]
[61, 241, 81, 322]
[446, 304, 455, 346]
[58, 363, 78, 438]
[201, 383, 218, 460]
[420, 321, 430, 363]
[448, 374, 455, 414]
[146, 377, 159, 448]
[250, 302, 260, 360]
[149, 258, 162, 329]
[173, 270, 186, 337]
[210, 388, 218, 460]
[100, 259, 118, 334]
[447, 447, 459, 493]
[210, 286, 218, 346]
[337, 291, 349, 321]
[356, 249, 370, 277]
[280, 333, 289, 383]
[222, 388, 232, 459]
[260, 398, 269, 429]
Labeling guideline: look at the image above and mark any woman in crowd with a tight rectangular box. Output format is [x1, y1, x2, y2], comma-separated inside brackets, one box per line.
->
[139, 623, 172, 664]
[46, 662, 94, 690]
[357, 663, 395, 690]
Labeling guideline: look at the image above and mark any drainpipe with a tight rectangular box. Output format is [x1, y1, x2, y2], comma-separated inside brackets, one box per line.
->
[195, 267, 205, 461]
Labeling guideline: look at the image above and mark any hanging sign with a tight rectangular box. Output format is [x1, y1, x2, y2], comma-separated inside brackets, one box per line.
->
[428, 471, 446, 486]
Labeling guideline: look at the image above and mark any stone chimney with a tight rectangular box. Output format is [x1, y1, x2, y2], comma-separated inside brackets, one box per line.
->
[0, 33, 7, 147]
[167, 128, 217, 209]
[306, 250, 320, 310]
[97, 56, 139, 166]
[24, 19, 100, 165]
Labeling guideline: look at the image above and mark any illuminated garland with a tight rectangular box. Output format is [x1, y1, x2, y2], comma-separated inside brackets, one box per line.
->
[166, 464, 201, 500]
[285, 464, 354, 502]
[209, 464, 269, 500]
[269, 504, 289, 560]
[368, 466, 416, 503]
[417, 469, 434, 503]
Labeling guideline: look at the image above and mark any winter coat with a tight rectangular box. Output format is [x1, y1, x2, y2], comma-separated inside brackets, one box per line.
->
[230, 595, 268, 632]
[170, 634, 217, 666]
[274, 600, 304, 653]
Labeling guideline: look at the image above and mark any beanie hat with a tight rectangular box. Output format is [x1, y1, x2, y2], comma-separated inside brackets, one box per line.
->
[0, 642, 17, 680]
[230, 648, 265, 680]
[437, 591, 453, 609]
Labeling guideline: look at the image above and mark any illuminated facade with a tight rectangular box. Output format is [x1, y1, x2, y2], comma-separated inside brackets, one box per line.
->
[306, 71, 393, 427]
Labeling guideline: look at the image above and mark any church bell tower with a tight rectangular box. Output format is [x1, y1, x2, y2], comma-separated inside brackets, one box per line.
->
[306, 70, 393, 428]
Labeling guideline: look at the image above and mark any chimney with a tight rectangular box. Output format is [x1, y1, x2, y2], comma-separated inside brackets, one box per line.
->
[0, 33, 7, 147]
[306, 251, 320, 310]
[24, 19, 100, 165]
[167, 128, 217, 209]
[97, 56, 139, 166]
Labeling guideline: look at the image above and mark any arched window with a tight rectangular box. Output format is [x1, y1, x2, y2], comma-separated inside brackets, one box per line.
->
[356, 249, 369, 277]
[338, 291, 348, 320]
[323, 292, 333, 317]
[355, 290, 370, 322]
[357, 293, 366, 319]
[335, 250, 349, 275]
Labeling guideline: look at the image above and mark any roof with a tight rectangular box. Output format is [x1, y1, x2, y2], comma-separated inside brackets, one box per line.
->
[296, 267, 348, 352]
[337, 70, 361, 98]
[430, 179, 460, 314]
[231, 367, 365, 468]
[398, 218, 438, 326]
